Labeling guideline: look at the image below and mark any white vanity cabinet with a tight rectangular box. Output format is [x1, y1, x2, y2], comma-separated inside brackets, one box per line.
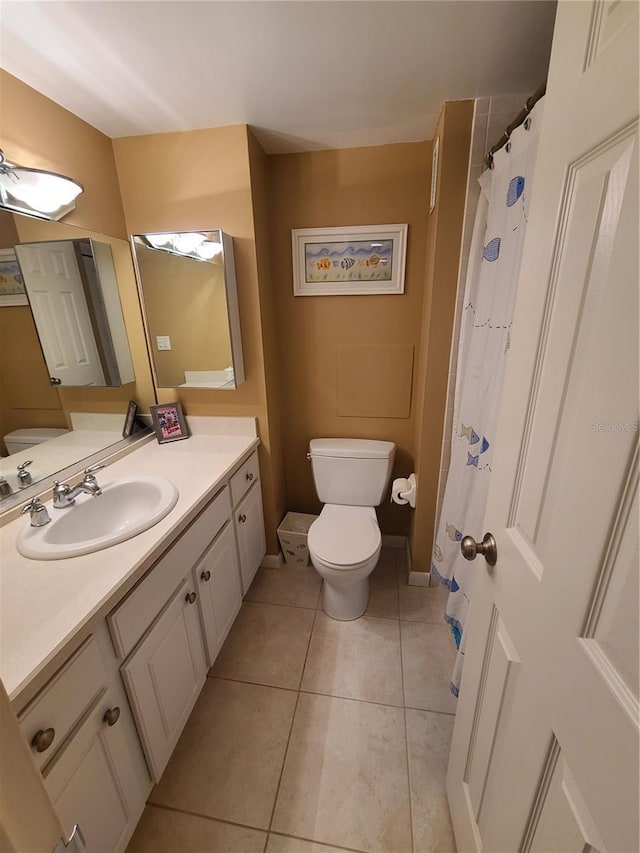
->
[121, 577, 207, 781]
[10, 438, 267, 850]
[194, 522, 242, 665]
[17, 627, 150, 853]
[108, 468, 255, 781]
[230, 450, 266, 593]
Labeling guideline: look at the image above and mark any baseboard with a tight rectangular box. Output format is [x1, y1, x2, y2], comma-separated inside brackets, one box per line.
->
[381, 534, 406, 549]
[408, 570, 431, 587]
[260, 553, 284, 569]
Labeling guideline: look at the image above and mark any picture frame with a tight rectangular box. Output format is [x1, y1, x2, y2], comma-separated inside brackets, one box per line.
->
[0, 248, 28, 306]
[291, 224, 408, 296]
[122, 400, 138, 438]
[149, 402, 189, 444]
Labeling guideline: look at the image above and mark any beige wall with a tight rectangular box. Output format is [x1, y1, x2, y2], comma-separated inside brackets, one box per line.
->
[0, 71, 155, 421]
[136, 247, 232, 387]
[113, 125, 286, 553]
[267, 142, 431, 535]
[411, 100, 474, 572]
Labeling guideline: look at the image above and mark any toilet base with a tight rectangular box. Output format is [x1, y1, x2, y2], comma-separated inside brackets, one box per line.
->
[322, 577, 369, 621]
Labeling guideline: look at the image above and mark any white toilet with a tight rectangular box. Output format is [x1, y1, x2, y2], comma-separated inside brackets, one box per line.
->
[3, 427, 69, 455]
[307, 438, 396, 620]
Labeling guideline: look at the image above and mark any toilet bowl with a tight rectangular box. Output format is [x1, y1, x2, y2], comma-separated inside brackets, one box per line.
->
[308, 504, 382, 620]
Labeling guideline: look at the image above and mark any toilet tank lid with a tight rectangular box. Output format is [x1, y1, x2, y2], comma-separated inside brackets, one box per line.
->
[4, 428, 69, 444]
[309, 438, 395, 459]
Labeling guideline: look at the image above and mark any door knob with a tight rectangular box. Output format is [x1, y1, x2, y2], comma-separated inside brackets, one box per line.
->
[103, 706, 120, 727]
[460, 532, 498, 566]
[31, 727, 55, 752]
[201, 570, 211, 582]
[50, 377, 62, 386]
[185, 591, 197, 604]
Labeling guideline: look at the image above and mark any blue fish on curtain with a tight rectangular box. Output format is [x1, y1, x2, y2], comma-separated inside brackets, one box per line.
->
[432, 101, 544, 697]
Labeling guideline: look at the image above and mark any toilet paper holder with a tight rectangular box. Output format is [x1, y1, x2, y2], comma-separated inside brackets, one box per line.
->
[391, 473, 416, 508]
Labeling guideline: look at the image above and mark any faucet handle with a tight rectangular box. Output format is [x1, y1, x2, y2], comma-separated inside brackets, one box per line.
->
[20, 497, 51, 527]
[17, 459, 33, 488]
[84, 463, 106, 479]
[17, 460, 33, 471]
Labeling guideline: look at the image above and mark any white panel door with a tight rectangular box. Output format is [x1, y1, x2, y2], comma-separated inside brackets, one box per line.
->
[44, 689, 144, 853]
[15, 240, 105, 386]
[121, 578, 207, 782]
[234, 482, 266, 594]
[447, 3, 639, 852]
[194, 523, 242, 666]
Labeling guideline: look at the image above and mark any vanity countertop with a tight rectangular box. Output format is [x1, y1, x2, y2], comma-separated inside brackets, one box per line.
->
[0, 429, 259, 702]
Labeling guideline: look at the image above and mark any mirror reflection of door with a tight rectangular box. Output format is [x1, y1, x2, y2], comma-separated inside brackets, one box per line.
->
[15, 241, 105, 386]
[14, 239, 134, 387]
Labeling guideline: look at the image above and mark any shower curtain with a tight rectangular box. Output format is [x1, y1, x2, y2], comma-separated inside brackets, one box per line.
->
[432, 100, 544, 697]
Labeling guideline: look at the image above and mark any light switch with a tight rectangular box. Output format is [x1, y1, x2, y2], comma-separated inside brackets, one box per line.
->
[156, 335, 171, 351]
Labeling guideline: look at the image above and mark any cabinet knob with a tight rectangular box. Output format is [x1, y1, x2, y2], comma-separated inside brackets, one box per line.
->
[185, 591, 197, 604]
[201, 570, 211, 582]
[238, 513, 247, 523]
[31, 727, 55, 753]
[103, 706, 120, 727]
[245, 471, 254, 482]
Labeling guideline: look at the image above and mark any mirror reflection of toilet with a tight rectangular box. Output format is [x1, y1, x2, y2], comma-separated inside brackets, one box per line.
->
[307, 438, 396, 620]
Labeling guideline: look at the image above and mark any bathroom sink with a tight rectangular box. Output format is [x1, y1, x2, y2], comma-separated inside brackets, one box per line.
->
[17, 475, 179, 560]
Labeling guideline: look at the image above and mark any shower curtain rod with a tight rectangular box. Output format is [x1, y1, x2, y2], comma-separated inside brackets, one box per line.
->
[485, 80, 547, 168]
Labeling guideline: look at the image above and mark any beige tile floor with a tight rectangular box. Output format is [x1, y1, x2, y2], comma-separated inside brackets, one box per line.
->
[128, 546, 458, 853]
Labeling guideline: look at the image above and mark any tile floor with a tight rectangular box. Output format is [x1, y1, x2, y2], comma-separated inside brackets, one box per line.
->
[127, 546, 458, 853]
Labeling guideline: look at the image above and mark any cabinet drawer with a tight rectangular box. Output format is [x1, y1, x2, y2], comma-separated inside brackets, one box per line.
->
[108, 486, 231, 659]
[18, 635, 106, 770]
[229, 450, 260, 505]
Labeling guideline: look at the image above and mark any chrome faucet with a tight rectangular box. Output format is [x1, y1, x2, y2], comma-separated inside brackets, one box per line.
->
[17, 460, 33, 488]
[53, 464, 106, 509]
[20, 497, 51, 527]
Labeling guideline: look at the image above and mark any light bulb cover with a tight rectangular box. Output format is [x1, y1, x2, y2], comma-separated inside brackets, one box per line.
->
[0, 152, 83, 220]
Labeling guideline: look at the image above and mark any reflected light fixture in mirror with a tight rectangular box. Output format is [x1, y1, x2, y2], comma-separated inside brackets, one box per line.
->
[131, 230, 245, 390]
[0, 149, 84, 221]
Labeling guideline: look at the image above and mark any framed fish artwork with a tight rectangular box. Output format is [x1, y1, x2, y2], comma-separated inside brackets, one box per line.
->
[291, 224, 408, 296]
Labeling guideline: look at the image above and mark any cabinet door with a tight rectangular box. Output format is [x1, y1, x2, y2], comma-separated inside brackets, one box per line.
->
[234, 481, 266, 594]
[194, 523, 242, 666]
[43, 688, 145, 853]
[121, 578, 207, 782]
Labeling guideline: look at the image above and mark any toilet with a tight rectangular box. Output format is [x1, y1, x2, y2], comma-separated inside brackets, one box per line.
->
[3, 427, 69, 455]
[307, 438, 396, 620]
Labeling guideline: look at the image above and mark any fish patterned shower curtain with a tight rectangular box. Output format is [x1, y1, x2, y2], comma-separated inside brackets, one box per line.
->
[432, 100, 544, 697]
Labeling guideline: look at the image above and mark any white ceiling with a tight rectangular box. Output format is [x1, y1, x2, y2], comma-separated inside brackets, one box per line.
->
[0, 1, 557, 154]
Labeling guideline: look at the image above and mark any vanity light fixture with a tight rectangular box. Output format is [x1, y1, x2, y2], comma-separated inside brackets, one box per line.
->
[0, 149, 83, 221]
[143, 232, 221, 262]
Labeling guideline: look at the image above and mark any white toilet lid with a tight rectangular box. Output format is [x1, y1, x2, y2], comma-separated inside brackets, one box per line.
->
[308, 505, 381, 568]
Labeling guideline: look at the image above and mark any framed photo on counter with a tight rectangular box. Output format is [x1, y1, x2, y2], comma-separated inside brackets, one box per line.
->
[150, 402, 189, 444]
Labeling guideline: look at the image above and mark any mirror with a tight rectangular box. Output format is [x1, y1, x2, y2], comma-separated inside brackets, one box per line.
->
[14, 238, 133, 387]
[0, 210, 155, 506]
[131, 230, 245, 389]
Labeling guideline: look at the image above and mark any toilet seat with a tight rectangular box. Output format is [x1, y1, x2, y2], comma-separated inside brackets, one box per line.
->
[308, 504, 381, 570]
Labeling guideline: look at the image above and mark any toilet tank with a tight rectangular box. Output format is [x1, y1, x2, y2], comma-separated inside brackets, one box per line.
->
[4, 428, 69, 455]
[309, 438, 396, 506]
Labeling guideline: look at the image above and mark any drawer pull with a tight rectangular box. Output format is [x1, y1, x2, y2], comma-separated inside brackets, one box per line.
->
[31, 727, 55, 753]
[238, 513, 247, 523]
[201, 570, 211, 582]
[185, 591, 197, 605]
[103, 706, 120, 727]
[245, 472, 254, 482]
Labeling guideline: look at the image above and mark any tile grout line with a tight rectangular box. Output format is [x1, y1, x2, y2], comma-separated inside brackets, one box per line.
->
[263, 604, 320, 851]
[397, 549, 416, 853]
[143, 800, 268, 836]
[267, 829, 368, 853]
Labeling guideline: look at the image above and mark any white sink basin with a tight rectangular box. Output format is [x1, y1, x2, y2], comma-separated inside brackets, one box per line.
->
[17, 475, 179, 560]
